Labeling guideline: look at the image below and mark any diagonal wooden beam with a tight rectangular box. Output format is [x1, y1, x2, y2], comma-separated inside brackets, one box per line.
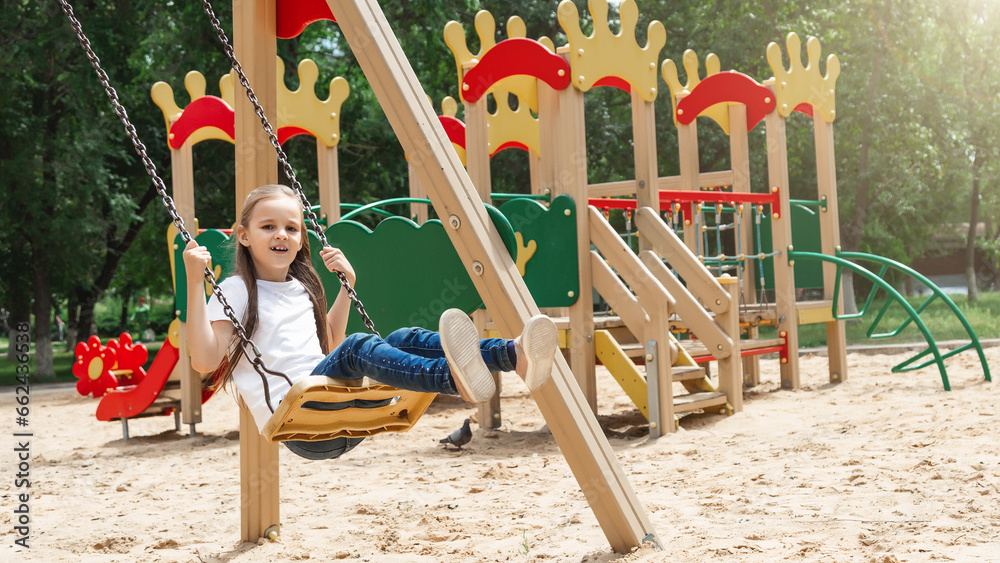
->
[325, 0, 658, 552]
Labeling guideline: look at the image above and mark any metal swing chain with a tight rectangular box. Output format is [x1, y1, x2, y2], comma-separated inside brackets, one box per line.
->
[58, 0, 297, 412]
[198, 0, 380, 338]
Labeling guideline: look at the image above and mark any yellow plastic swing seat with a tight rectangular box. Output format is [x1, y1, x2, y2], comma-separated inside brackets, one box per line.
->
[261, 376, 436, 443]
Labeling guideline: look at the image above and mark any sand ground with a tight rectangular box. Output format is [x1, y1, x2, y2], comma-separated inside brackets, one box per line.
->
[1, 347, 998, 562]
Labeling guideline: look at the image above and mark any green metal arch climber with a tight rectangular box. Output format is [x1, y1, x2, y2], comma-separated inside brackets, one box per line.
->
[787, 249, 992, 391]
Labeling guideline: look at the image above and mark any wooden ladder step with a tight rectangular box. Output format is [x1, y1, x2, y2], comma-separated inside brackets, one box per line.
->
[618, 342, 645, 359]
[671, 365, 707, 382]
[673, 391, 728, 414]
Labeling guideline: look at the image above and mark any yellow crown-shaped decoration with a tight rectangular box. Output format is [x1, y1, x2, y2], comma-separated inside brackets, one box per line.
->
[444, 11, 554, 112]
[766, 33, 839, 122]
[557, 0, 665, 102]
[488, 89, 541, 157]
[150, 70, 235, 145]
[276, 58, 349, 148]
[662, 50, 731, 133]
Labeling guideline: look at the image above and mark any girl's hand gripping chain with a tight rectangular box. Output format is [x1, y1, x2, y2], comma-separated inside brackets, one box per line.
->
[320, 246, 356, 288]
[183, 239, 214, 283]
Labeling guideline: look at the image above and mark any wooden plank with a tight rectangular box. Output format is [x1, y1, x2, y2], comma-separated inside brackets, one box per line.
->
[407, 162, 428, 223]
[325, 0, 657, 551]
[536, 82, 558, 199]
[239, 398, 279, 541]
[671, 365, 707, 381]
[681, 337, 784, 357]
[675, 104, 699, 252]
[763, 83, 800, 389]
[673, 391, 728, 412]
[462, 76, 491, 202]
[657, 169, 735, 191]
[590, 253, 648, 343]
[634, 207, 729, 313]
[551, 71, 597, 412]
[631, 94, 657, 245]
[639, 251, 731, 358]
[233, 0, 279, 543]
[170, 140, 203, 429]
[487, 315, 626, 332]
[650, 303, 675, 434]
[814, 115, 847, 383]
[589, 207, 673, 313]
[715, 276, 742, 413]
[317, 140, 341, 222]
[233, 0, 277, 215]
[473, 309, 501, 429]
[728, 103, 761, 387]
[589, 180, 636, 198]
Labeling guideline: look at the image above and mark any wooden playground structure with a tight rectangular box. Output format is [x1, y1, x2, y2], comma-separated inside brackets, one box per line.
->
[107, 0, 990, 551]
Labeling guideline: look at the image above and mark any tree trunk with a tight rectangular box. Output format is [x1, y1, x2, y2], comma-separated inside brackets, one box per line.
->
[119, 284, 133, 335]
[32, 248, 54, 381]
[965, 148, 982, 302]
[77, 288, 99, 343]
[66, 293, 79, 352]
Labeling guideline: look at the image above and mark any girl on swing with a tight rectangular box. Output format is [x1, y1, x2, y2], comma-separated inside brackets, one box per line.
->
[183, 184, 559, 446]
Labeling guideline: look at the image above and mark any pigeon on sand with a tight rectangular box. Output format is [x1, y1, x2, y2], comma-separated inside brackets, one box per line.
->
[440, 418, 473, 450]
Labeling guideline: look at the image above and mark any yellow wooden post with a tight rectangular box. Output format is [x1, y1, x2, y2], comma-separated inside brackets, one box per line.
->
[326, 0, 657, 551]
[233, 0, 280, 542]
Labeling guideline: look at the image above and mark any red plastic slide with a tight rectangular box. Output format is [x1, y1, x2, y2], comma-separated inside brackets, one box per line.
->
[95, 338, 180, 422]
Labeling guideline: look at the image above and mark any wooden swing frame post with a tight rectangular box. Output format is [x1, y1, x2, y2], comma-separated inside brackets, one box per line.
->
[234, 0, 657, 552]
[233, 0, 281, 543]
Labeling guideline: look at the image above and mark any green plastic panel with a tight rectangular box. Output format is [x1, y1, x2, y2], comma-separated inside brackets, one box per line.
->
[754, 203, 825, 290]
[498, 195, 579, 307]
[172, 229, 236, 322]
[316, 210, 517, 334]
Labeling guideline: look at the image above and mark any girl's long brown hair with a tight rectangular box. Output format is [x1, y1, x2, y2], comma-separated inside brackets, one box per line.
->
[211, 184, 331, 391]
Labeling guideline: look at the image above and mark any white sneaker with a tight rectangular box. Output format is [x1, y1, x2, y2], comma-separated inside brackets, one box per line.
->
[439, 309, 495, 403]
[514, 315, 558, 391]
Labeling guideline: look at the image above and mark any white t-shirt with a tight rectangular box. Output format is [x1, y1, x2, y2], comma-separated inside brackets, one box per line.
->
[206, 275, 326, 434]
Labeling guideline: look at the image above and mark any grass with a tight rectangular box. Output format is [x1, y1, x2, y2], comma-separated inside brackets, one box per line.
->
[790, 290, 1000, 349]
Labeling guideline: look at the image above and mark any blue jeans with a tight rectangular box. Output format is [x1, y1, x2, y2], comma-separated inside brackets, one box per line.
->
[311, 327, 515, 395]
